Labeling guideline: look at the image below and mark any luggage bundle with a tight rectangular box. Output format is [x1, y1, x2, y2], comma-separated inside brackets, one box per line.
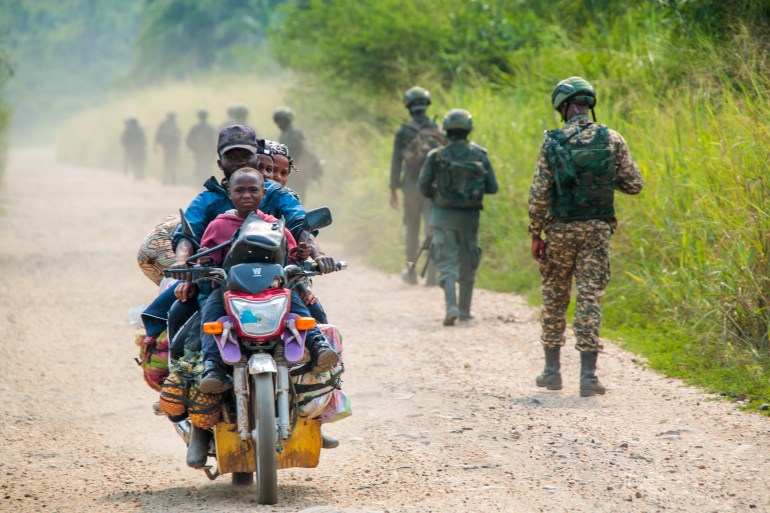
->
[292, 324, 352, 423]
[157, 352, 223, 428]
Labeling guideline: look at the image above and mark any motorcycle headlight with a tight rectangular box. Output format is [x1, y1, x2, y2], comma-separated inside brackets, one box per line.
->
[228, 294, 289, 337]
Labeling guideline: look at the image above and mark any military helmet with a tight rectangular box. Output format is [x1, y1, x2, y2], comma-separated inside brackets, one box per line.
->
[403, 86, 431, 108]
[551, 76, 596, 110]
[442, 108, 473, 132]
[273, 107, 293, 122]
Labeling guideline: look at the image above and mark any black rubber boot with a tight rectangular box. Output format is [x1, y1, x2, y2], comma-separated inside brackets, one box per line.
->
[579, 351, 606, 397]
[458, 282, 474, 321]
[535, 346, 562, 390]
[442, 279, 459, 326]
[186, 425, 212, 468]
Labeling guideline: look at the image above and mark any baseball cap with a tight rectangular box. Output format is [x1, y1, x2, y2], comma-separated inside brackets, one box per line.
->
[218, 124, 258, 155]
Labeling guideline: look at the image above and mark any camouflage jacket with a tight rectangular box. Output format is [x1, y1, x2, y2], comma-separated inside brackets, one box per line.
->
[528, 115, 643, 237]
[390, 112, 437, 189]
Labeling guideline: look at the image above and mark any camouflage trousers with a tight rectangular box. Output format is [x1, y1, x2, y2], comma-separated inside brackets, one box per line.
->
[539, 220, 612, 352]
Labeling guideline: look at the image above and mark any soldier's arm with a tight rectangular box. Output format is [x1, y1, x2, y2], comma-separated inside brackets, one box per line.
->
[611, 131, 643, 195]
[527, 144, 554, 238]
[417, 150, 437, 198]
[483, 154, 499, 195]
[389, 127, 408, 190]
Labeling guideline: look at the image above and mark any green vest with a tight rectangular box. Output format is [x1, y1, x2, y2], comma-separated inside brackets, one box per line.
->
[546, 124, 615, 221]
[433, 143, 487, 210]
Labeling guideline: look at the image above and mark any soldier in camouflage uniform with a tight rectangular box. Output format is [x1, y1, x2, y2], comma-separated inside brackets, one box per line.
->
[154, 111, 182, 186]
[390, 86, 443, 286]
[419, 109, 498, 326]
[529, 76, 643, 396]
[186, 109, 216, 183]
[273, 107, 322, 201]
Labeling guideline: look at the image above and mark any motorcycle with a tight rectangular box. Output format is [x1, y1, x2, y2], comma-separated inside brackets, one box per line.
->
[164, 207, 346, 505]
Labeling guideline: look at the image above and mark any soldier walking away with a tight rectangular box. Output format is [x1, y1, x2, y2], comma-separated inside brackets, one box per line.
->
[418, 109, 498, 326]
[186, 109, 216, 183]
[220, 104, 250, 132]
[390, 86, 445, 287]
[529, 76, 643, 397]
[121, 116, 146, 180]
[154, 111, 182, 185]
[273, 107, 323, 201]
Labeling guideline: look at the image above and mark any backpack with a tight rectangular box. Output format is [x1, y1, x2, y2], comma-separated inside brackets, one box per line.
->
[433, 145, 488, 210]
[403, 122, 446, 174]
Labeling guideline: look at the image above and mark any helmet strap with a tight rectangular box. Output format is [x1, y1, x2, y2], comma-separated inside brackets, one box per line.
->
[591, 108, 597, 122]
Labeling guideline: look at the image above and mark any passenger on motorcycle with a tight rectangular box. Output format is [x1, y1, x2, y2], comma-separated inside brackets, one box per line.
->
[192, 168, 340, 393]
[169, 126, 335, 337]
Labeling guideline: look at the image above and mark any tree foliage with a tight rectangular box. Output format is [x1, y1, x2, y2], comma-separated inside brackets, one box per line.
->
[273, 0, 770, 95]
[130, 0, 286, 81]
[0, 0, 141, 132]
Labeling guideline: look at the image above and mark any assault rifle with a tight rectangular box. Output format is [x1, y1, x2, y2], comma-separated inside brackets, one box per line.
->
[406, 231, 433, 278]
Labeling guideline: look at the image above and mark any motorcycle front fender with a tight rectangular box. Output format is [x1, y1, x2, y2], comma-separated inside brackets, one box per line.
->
[248, 353, 277, 374]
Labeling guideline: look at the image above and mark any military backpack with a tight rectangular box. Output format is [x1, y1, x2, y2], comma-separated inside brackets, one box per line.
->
[433, 144, 488, 210]
[403, 122, 446, 175]
[546, 124, 616, 220]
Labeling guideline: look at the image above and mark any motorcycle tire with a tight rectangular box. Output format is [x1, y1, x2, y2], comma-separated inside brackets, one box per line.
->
[251, 373, 278, 504]
[232, 472, 253, 486]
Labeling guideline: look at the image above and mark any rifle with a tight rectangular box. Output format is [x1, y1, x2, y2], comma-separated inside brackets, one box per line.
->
[406, 230, 433, 278]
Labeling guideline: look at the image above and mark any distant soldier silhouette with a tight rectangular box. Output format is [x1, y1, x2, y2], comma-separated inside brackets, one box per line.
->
[121, 116, 146, 180]
[220, 105, 251, 132]
[155, 111, 182, 185]
[186, 109, 216, 183]
[273, 107, 323, 200]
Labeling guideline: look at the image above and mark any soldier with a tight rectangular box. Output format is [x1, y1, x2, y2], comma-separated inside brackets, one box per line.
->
[186, 109, 216, 183]
[273, 107, 322, 200]
[220, 105, 251, 132]
[390, 86, 444, 286]
[418, 109, 498, 326]
[121, 116, 146, 180]
[529, 76, 643, 397]
[154, 111, 182, 185]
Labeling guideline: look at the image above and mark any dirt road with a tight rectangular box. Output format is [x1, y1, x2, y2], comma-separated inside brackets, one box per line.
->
[1, 149, 769, 513]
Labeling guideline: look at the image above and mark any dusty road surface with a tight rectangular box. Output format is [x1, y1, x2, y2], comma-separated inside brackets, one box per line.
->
[1, 148, 769, 513]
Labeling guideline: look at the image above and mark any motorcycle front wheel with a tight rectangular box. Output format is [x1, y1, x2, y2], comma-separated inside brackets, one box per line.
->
[251, 373, 278, 504]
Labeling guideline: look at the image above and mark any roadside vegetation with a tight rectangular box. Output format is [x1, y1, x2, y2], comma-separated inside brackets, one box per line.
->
[49, 0, 770, 408]
[270, 0, 770, 408]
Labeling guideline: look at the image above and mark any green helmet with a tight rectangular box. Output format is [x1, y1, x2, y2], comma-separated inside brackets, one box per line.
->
[551, 76, 596, 110]
[273, 106, 293, 122]
[403, 86, 431, 108]
[442, 108, 473, 132]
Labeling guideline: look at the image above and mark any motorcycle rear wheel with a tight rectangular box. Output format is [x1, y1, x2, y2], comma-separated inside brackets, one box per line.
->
[251, 373, 278, 504]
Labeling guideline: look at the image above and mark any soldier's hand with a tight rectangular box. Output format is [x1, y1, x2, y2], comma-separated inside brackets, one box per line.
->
[390, 190, 398, 209]
[531, 236, 547, 265]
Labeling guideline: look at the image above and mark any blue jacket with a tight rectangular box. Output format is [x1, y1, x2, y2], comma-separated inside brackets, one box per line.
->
[172, 176, 307, 250]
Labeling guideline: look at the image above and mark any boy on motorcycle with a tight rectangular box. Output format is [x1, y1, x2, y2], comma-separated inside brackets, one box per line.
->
[192, 168, 340, 393]
[185, 168, 341, 468]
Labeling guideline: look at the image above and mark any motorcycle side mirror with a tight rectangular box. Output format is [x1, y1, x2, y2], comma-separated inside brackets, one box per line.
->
[302, 207, 332, 232]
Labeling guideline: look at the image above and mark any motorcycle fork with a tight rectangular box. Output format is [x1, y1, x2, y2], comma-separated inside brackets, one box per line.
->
[275, 358, 290, 442]
[233, 362, 250, 441]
